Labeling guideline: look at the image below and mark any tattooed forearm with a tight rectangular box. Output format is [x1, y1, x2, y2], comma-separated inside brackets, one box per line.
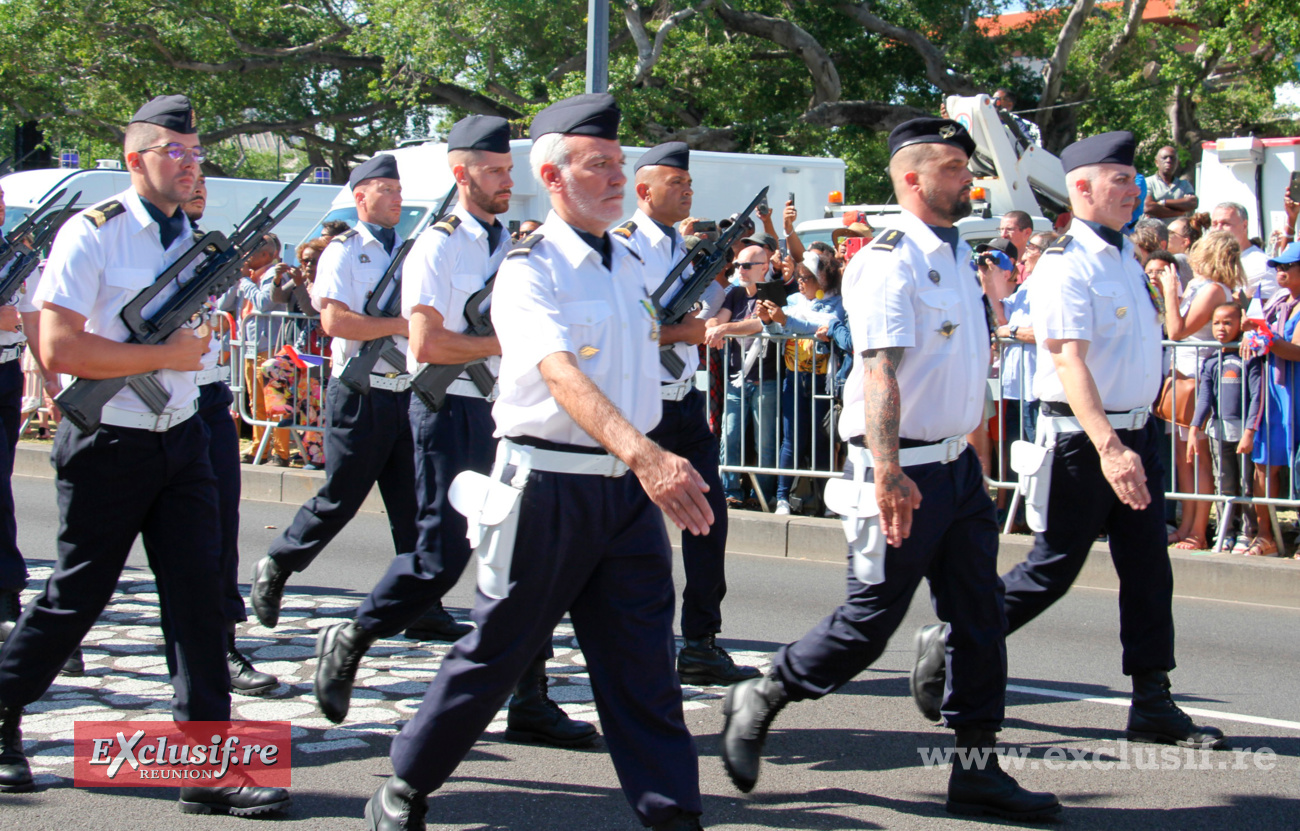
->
[861, 346, 904, 468]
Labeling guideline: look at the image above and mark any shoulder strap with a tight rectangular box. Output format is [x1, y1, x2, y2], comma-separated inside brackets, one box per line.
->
[1043, 234, 1072, 255]
[329, 228, 359, 245]
[611, 220, 637, 239]
[506, 233, 544, 259]
[83, 200, 125, 229]
[432, 215, 462, 235]
[869, 228, 906, 251]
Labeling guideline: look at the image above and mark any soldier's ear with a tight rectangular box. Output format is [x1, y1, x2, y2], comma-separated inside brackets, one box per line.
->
[125, 151, 143, 171]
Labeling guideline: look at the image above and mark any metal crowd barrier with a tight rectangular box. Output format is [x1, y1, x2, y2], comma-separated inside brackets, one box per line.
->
[229, 308, 328, 466]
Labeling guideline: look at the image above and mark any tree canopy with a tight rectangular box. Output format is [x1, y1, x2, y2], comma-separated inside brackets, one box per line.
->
[1, 0, 1295, 201]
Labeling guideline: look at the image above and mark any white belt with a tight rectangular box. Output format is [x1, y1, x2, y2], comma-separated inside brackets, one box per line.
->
[849, 435, 968, 468]
[660, 381, 694, 402]
[447, 378, 498, 401]
[100, 401, 198, 432]
[195, 365, 230, 386]
[503, 439, 629, 478]
[0, 345, 24, 364]
[1040, 406, 1149, 435]
[369, 374, 412, 393]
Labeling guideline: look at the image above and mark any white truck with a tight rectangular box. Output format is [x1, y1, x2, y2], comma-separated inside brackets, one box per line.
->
[1196, 137, 1299, 244]
[795, 94, 1064, 248]
[299, 139, 846, 254]
[0, 162, 339, 261]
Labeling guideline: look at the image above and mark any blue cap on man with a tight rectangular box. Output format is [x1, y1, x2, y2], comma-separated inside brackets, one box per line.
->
[887, 118, 975, 159]
[529, 93, 621, 140]
[636, 141, 689, 172]
[130, 95, 198, 134]
[348, 154, 401, 189]
[448, 115, 511, 154]
[1060, 131, 1136, 173]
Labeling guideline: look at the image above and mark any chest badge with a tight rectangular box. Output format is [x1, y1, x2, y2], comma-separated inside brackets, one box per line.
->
[927, 269, 941, 285]
[937, 321, 960, 338]
[1116, 306, 1128, 319]
[359, 253, 371, 263]
[579, 345, 600, 360]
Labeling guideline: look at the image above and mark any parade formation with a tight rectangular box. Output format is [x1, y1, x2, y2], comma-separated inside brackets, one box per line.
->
[0, 89, 1253, 830]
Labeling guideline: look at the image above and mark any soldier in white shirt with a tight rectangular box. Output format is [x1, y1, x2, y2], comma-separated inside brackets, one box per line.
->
[250, 155, 421, 633]
[0, 95, 289, 815]
[912, 132, 1226, 753]
[720, 118, 1058, 821]
[367, 94, 710, 831]
[313, 115, 594, 747]
[612, 142, 756, 687]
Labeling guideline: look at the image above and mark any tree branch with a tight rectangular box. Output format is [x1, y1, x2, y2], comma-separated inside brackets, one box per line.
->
[1035, 0, 1096, 124]
[801, 100, 935, 132]
[624, 0, 717, 86]
[713, 1, 841, 106]
[828, 1, 978, 95]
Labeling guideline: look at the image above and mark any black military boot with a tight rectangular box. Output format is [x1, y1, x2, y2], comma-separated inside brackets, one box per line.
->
[177, 785, 291, 816]
[1126, 670, 1227, 749]
[228, 625, 278, 697]
[719, 668, 789, 793]
[910, 623, 947, 723]
[651, 812, 705, 830]
[0, 589, 21, 641]
[677, 635, 761, 686]
[403, 601, 473, 642]
[365, 775, 428, 831]
[504, 657, 597, 747]
[249, 556, 291, 628]
[0, 705, 33, 793]
[61, 646, 84, 677]
[946, 728, 1061, 820]
[314, 621, 376, 724]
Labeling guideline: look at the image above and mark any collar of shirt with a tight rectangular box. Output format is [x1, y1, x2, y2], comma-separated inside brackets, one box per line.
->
[541, 210, 634, 272]
[892, 208, 969, 264]
[354, 220, 401, 252]
[1075, 218, 1126, 250]
[632, 208, 680, 254]
[122, 190, 187, 251]
[455, 204, 506, 254]
[1068, 217, 1130, 260]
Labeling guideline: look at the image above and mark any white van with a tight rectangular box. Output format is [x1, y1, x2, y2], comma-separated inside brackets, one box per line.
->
[300, 140, 846, 248]
[0, 165, 338, 260]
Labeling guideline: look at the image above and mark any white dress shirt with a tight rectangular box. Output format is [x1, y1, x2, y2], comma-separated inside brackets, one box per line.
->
[314, 222, 407, 378]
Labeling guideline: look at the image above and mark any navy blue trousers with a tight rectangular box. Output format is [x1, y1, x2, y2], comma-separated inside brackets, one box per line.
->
[197, 381, 247, 623]
[1002, 418, 1175, 676]
[355, 394, 495, 638]
[646, 389, 728, 639]
[0, 359, 25, 592]
[389, 465, 701, 826]
[0, 416, 231, 720]
[776, 447, 1007, 730]
[268, 381, 418, 571]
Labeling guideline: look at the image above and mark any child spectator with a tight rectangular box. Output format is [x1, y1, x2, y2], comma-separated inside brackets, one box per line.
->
[1187, 303, 1259, 553]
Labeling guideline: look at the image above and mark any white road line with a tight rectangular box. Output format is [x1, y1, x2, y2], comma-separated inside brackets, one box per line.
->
[1008, 684, 1300, 732]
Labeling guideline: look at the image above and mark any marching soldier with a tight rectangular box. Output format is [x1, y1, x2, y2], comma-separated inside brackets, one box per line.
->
[181, 174, 278, 696]
[312, 115, 594, 746]
[910, 132, 1226, 751]
[365, 94, 708, 831]
[718, 118, 1058, 820]
[613, 141, 757, 685]
[250, 155, 466, 641]
[0, 95, 289, 815]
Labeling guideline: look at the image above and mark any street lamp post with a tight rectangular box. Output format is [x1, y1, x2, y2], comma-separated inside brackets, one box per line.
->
[585, 0, 609, 94]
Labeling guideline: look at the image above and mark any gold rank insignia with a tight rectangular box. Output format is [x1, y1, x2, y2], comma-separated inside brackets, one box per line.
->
[937, 321, 959, 338]
[940, 124, 958, 139]
[1116, 306, 1128, 319]
[579, 345, 600, 359]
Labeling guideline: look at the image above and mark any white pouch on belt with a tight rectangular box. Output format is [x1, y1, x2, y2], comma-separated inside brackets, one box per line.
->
[823, 472, 887, 586]
[1009, 440, 1054, 533]
[448, 451, 528, 600]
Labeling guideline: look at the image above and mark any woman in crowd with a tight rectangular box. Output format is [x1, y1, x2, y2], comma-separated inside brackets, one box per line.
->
[1155, 232, 1245, 549]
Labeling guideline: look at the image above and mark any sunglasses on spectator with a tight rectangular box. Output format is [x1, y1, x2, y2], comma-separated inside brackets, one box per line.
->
[1023, 243, 1043, 254]
[736, 262, 766, 269]
[138, 143, 207, 163]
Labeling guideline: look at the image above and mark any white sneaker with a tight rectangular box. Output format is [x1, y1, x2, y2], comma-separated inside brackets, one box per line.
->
[774, 499, 792, 516]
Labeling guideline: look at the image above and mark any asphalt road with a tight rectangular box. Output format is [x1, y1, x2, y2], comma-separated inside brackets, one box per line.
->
[3, 474, 1298, 830]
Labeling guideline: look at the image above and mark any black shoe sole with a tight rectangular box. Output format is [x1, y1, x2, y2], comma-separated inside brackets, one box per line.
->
[178, 796, 292, 816]
[1125, 729, 1230, 750]
[404, 626, 472, 643]
[678, 669, 760, 687]
[0, 777, 35, 793]
[502, 726, 599, 748]
[232, 681, 279, 697]
[946, 799, 1061, 821]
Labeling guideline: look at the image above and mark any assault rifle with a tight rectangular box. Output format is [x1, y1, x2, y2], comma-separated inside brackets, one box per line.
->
[409, 276, 497, 412]
[651, 186, 768, 378]
[55, 166, 312, 433]
[0, 188, 81, 303]
[337, 183, 457, 394]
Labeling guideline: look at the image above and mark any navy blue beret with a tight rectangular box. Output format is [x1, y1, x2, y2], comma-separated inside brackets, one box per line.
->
[130, 95, 197, 135]
[636, 141, 689, 172]
[529, 93, 620, 141]
[448, 115, 511, 154]
[887, 117, 975, 159]
[1060, 131, 1136, 172]
[348, 154, 401, 189]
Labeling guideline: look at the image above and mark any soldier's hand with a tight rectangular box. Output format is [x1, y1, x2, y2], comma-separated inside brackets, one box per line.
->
[635, 446, 714, 537]
[1099, 443, 1150, 510]
[163, 327, 211, 372]
[875, 462, 922, 548]
[0, 306, 19, 332]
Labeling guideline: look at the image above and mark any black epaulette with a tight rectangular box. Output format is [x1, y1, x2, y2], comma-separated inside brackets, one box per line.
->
[611, 220, 637, 239]
[869, 229, 905, 251]
[329, 228, 359, 245]
[1043, 234, 1072, 254]
[83, 200, 126, 229]
[432, 215, 461, 235]
[506, 233, 544, 258]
